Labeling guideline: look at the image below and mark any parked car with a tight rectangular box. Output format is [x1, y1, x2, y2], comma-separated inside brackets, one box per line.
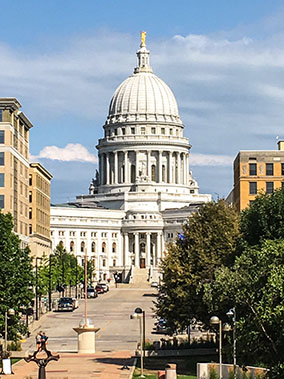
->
[95, 285, 105, 294]
[87, 287, 98, 298]
[58, 297, 74, 312]
[151, 281, 159, 288]
[98, 282, 109, 292]
[155, 318, 169, 334]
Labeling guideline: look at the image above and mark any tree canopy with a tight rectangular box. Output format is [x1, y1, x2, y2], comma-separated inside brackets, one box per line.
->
[0, 212, 34, 340]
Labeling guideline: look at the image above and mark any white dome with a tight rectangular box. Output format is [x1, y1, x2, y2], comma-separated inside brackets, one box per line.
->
[107, 72, 181, 125]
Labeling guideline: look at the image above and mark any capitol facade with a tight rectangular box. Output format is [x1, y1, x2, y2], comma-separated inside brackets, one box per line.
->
[50, 34, 211, 283]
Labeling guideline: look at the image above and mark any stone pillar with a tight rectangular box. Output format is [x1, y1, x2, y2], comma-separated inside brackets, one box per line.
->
[134, 233, 139, 267]
[147, 150, 151, 179]
[186, 153, 189, 184]
[169, 152, 172, 183]
[157, 232, 161, 266]
[124, 233, 129, 266]
[161, 233, 165, 255]
[159, 151, 162, 183]
[124, 151, 129, 183]
[177, 153, 181, 184]
[101, 154, 105, 185]
[146, 232, 151, 267]
[135, 151, 139, 180]
[114, 151, 118, 184]
[106, 153, 110, 185]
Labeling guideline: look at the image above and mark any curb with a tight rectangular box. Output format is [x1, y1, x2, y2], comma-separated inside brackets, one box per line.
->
[128, 357, 137, 379]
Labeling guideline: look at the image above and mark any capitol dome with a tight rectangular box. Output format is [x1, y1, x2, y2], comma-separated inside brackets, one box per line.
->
[106, 36, 182, 125]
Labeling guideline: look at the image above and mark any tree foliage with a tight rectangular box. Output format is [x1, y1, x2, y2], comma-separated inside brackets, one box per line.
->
[155, 199, 240, 331]
[0, 212, 34, 340]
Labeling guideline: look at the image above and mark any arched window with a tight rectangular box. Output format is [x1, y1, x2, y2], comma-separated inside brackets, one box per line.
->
[91, 242, 96, 253]
[113, 259, 116, 267]
[102, 242, 106, 253]
[80, 241, 85, 253]
[59, 241, 64, 248]
[70, 241, 74, 252]
[140, 242, 145, 253]
[151, 165, 156, 182]
[112, 242, 116, 253]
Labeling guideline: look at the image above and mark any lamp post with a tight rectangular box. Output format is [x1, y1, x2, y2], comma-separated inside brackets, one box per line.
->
[35, 257, 42, 321]
[48, 254, 55, 311]
[227, 307, 237, 379]
[131, 307, 145, 378]
[4, 308, 15, 351]
[210, 316, 231, 379]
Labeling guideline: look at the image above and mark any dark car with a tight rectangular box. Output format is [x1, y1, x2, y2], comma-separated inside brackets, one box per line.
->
[58, 297, 74, 312]
[87, 287, 98, 298]
[95, 284, 105, 294]
[156, 318, 169, 334]
[98, 282, 109, 292]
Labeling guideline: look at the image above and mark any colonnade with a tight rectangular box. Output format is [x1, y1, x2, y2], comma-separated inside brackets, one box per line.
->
[99, 150, 189, 186]
[123, 231, 164, 268]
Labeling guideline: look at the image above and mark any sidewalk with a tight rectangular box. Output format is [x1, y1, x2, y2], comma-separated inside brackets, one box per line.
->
[11, 350, 135, 378]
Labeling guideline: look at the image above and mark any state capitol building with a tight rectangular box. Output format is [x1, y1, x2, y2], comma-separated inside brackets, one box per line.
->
[50, 34, 211, 283]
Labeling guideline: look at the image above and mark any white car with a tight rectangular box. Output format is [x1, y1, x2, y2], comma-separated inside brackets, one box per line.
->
[151, 281, 159, 288]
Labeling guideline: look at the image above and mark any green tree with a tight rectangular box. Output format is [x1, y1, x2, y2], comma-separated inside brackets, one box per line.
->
[0, 212, 34, 340]
[241, 188, 284, 246]
[205, 239, 284, 370]
[156, 199, 240, 331]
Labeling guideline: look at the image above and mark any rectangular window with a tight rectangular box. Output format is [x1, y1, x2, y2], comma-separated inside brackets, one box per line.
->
[114, 128, 117, 136]
[151, 127, 156, 134]
[0, 195, 4, 208]
[266, 182, 274, 194]
[122, 128, 125, 135]
[249, 163, 257, 175]
[0, 152, 4, 166]
[0, 130, 4, 143]
[282, 163, 284, 176]
[266, 163, 274, 176]
[141, 127, 145, 135]
[0, 173, 4, 187]
[0, 110, 2, 122]
[131, 128, 135, 135]
[161, 128, 165, 135]
[249, 182, 257, 195]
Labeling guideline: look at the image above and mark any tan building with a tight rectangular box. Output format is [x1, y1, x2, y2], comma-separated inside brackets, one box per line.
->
[230, 141, 284, 211]
[29, 163, 52, 259]
[0, 98, 32, 247]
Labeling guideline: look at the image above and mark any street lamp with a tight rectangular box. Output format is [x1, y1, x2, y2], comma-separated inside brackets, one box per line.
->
[131, 307, 145, 378]
[48, 254, 55, 311]
[35, 257, 42, 321]
[210, 316, 231, 379]
[227, 307, 237, 379]
[4, 308, 15, 351]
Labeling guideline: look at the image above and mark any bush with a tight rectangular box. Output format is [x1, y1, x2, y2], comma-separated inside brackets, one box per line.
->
[7, 340, 22, 351]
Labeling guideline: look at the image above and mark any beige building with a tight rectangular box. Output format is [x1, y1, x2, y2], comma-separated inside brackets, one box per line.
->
[230, 141, 284, 211]
[29, 163, 53, 259]
[0, 98, 32, 247]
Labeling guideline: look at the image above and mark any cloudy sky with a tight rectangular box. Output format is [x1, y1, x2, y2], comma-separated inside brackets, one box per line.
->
[1, 0, 284, 202]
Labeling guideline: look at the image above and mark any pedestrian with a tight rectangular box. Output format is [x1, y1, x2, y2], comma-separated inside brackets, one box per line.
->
[40, 331, 48, 350]
[36, 331, 42, 351]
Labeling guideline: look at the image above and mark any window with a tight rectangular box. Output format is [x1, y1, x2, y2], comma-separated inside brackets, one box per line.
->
[114, 128, 117, 136]
[249, 163, 257, 175]
[29, 208, 32, 219]
[29, 175, 32, 186]
[102, 259, 106, 267]
[0, 173, 4, 187]
[122, 128, 125, 135]
[161, 128, 165, 135]
[151, 127, 156, 134]
[0, 195, 4, 208]
[80, 241, 85, 252]
[113, 259, 116, 267]
[102, 242, 106, 253]
[266, 163, 274, 176]
[0, 130, 4, 144]
[249, 182, 257, 195]
[70, 241, 74, 252]
[266, 182, 274, 194]
[141, 127, 145, 135]
[112, 242, 116, 253]
[131, 128, 135, 135]
[0, 152, 4, 166]
[91, 232, 97, 237]
[91, 242, 96, 253]
[170, 129, 173, 135]
[0, 110, 2, 122]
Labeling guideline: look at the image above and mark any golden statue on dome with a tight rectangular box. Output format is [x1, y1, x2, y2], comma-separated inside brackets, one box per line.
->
[141, 31, 146, 47]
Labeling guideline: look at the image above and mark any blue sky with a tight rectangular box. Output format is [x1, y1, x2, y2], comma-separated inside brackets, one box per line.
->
[1, 1, 284, 202]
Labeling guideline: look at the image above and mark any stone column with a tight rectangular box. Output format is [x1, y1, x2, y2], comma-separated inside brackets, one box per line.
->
[124, 233, 129, 266]
[114, 151, 118, 184]
[135, 151, 139, 180]
[134, 232, 139, 267]
[147, 150, 151, 179]
[177, 153, 181, 184]
[124, 151, 129, 183]
[157, 232, 161, 266]
[186, 153, 189, 184]
[101, 154, 105, 185]
[106, 153, 110, 185]
[161, 233, 165, 255]
[159, 151, 162, 183]
[169, 152, 172, 183]
[146, 232, 151, 267]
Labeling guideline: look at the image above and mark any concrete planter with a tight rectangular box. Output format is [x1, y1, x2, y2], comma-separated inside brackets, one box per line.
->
[136, 348, 216, 357]
[197, 363, 269, 379]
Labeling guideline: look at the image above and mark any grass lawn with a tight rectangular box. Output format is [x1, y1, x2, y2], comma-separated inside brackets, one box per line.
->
[133, 354, 218, 378]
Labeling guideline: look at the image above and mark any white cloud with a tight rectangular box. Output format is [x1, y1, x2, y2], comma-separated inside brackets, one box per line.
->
[190, 153, 233, 166]
[31, 144, 97, 163]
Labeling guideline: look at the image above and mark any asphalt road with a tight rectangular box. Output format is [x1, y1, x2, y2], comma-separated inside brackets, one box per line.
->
[22, 287, 159, 353]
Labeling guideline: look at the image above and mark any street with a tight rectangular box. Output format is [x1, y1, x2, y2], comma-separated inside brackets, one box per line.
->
[22, 287, 158, 353]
